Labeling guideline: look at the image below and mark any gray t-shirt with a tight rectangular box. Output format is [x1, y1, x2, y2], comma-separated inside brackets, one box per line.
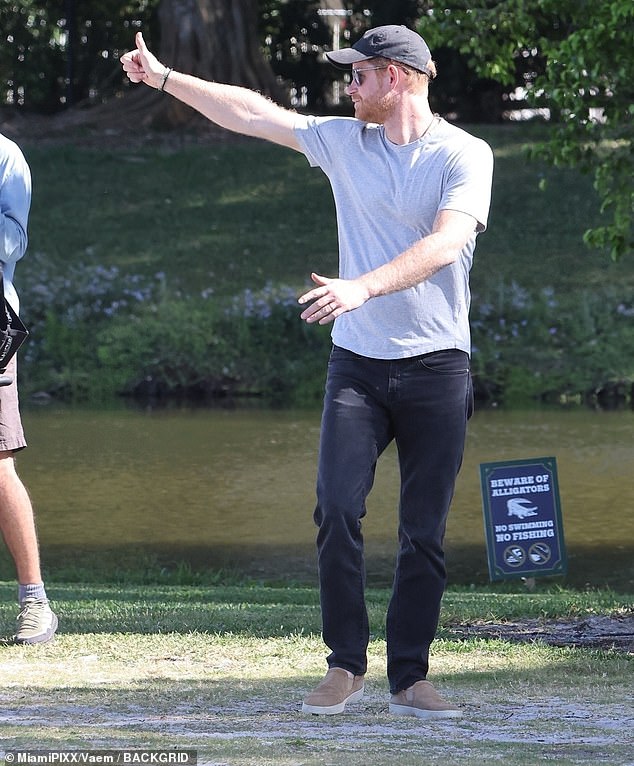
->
[294, 115, 494, 358]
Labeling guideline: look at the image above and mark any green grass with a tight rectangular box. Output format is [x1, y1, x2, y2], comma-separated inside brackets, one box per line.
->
[20, 124, 633, 301]
[468, 124, 633, 297]
[2, 581, 630, 637]
[0, 581, 631, 765]
[12, 122, 634, 405]
[22, 139, 339, 298]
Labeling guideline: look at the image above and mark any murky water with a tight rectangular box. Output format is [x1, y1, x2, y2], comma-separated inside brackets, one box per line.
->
[10, 403, 634, 591]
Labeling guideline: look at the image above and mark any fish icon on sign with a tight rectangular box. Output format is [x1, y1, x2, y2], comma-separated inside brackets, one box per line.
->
[529, 543, 552, 564]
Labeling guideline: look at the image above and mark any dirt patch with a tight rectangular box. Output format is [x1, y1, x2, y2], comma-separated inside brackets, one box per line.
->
[448, 613, 634, 652]
[0, 107, 237, 150]
[1, 691, 632, 757]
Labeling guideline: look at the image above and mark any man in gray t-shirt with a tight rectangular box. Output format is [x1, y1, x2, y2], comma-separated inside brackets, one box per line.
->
[122, 22, 493, 720]
[295, 114, 492, 358]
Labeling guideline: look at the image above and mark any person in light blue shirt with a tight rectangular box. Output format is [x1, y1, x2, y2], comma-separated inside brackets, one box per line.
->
[0, 132, 58, 644]
[122, 23, 493, 719]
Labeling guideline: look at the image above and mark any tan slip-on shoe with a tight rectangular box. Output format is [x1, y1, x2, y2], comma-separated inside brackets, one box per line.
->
[389, 679, 462, 720]
[302, 667, 365, 715]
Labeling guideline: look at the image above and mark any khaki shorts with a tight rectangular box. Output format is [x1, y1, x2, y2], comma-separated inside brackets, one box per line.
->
[0, 357, 26, 452]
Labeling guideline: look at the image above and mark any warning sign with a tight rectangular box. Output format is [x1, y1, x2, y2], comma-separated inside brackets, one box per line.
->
[479, 456, 567, 581]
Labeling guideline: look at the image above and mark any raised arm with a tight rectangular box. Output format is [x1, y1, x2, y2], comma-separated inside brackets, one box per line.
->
[120, 32, 302, 151]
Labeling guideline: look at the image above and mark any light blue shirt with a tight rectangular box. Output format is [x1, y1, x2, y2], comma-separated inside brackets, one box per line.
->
[0, 133, 31, 314]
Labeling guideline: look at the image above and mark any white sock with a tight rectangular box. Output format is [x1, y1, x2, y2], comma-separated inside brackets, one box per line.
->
[18, 583, 47, 606]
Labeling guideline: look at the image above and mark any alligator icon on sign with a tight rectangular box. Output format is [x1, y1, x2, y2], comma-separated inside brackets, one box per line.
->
[507, 497, 538, 519]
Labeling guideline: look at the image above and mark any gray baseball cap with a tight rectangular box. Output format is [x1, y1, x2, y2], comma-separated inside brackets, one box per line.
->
[326, 25, 433, 76]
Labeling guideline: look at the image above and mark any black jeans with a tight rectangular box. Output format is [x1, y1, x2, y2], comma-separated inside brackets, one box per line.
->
[314, 345, 473, 694]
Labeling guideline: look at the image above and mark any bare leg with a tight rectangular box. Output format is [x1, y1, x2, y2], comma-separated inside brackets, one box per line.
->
[0, 451, 42, 584]
[0, 450, 57, 643]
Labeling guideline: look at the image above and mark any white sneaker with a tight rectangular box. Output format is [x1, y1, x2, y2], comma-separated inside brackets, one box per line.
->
[14, 598, 58, 644]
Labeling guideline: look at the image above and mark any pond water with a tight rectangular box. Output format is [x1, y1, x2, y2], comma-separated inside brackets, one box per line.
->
[10, 402, 634, 592]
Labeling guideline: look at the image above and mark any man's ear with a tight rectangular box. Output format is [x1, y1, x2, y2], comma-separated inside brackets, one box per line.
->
[387, 64, 402, 88]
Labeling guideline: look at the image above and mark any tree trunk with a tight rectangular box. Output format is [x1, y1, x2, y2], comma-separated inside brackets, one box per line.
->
[154, 0, 288, 127]
[48, 0, 288, 134]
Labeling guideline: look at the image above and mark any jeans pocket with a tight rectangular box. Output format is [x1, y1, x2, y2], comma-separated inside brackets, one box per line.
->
[418, 349, 470, 375]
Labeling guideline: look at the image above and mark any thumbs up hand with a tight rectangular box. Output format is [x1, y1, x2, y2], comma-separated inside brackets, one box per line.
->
[120, 32, 167, 89]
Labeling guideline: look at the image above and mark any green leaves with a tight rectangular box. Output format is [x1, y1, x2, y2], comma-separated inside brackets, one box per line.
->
[421, 0, 633, 259]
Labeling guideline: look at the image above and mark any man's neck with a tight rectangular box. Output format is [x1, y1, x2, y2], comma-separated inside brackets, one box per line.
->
[383, 98, 435, 145]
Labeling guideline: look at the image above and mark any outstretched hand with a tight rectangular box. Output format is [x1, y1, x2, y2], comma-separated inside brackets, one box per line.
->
[120, 32, 166, 89]
[298, 272, 370, 325]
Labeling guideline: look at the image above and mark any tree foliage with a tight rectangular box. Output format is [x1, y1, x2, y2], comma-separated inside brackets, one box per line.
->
[259, 0, 335, 111]
[0, 0, 506, 122]
[3, 0, 631, 261]
[419, 0, 633, 260]
[0, 0, 159, 112]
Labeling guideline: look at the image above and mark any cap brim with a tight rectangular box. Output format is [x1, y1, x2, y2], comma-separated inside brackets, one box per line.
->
[325, 48, 372, 67]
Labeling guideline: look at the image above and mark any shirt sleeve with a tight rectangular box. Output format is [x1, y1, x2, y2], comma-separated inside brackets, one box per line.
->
[293, 115, 361, 173]
[0, 139, 31, 266]
[440, 138, 494, 233]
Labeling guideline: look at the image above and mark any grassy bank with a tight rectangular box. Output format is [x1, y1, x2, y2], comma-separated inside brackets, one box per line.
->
[0, 581, 632, 765]
[13, 122, 634, 405]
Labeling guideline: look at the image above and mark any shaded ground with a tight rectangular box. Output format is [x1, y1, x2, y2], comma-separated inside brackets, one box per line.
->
[448, 613, 634, 652]
[1, 614, 632, 652]
[1, 106, 236, 149]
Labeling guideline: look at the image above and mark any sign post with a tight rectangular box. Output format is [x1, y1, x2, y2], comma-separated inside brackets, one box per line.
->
[479, 456, 567, 582]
